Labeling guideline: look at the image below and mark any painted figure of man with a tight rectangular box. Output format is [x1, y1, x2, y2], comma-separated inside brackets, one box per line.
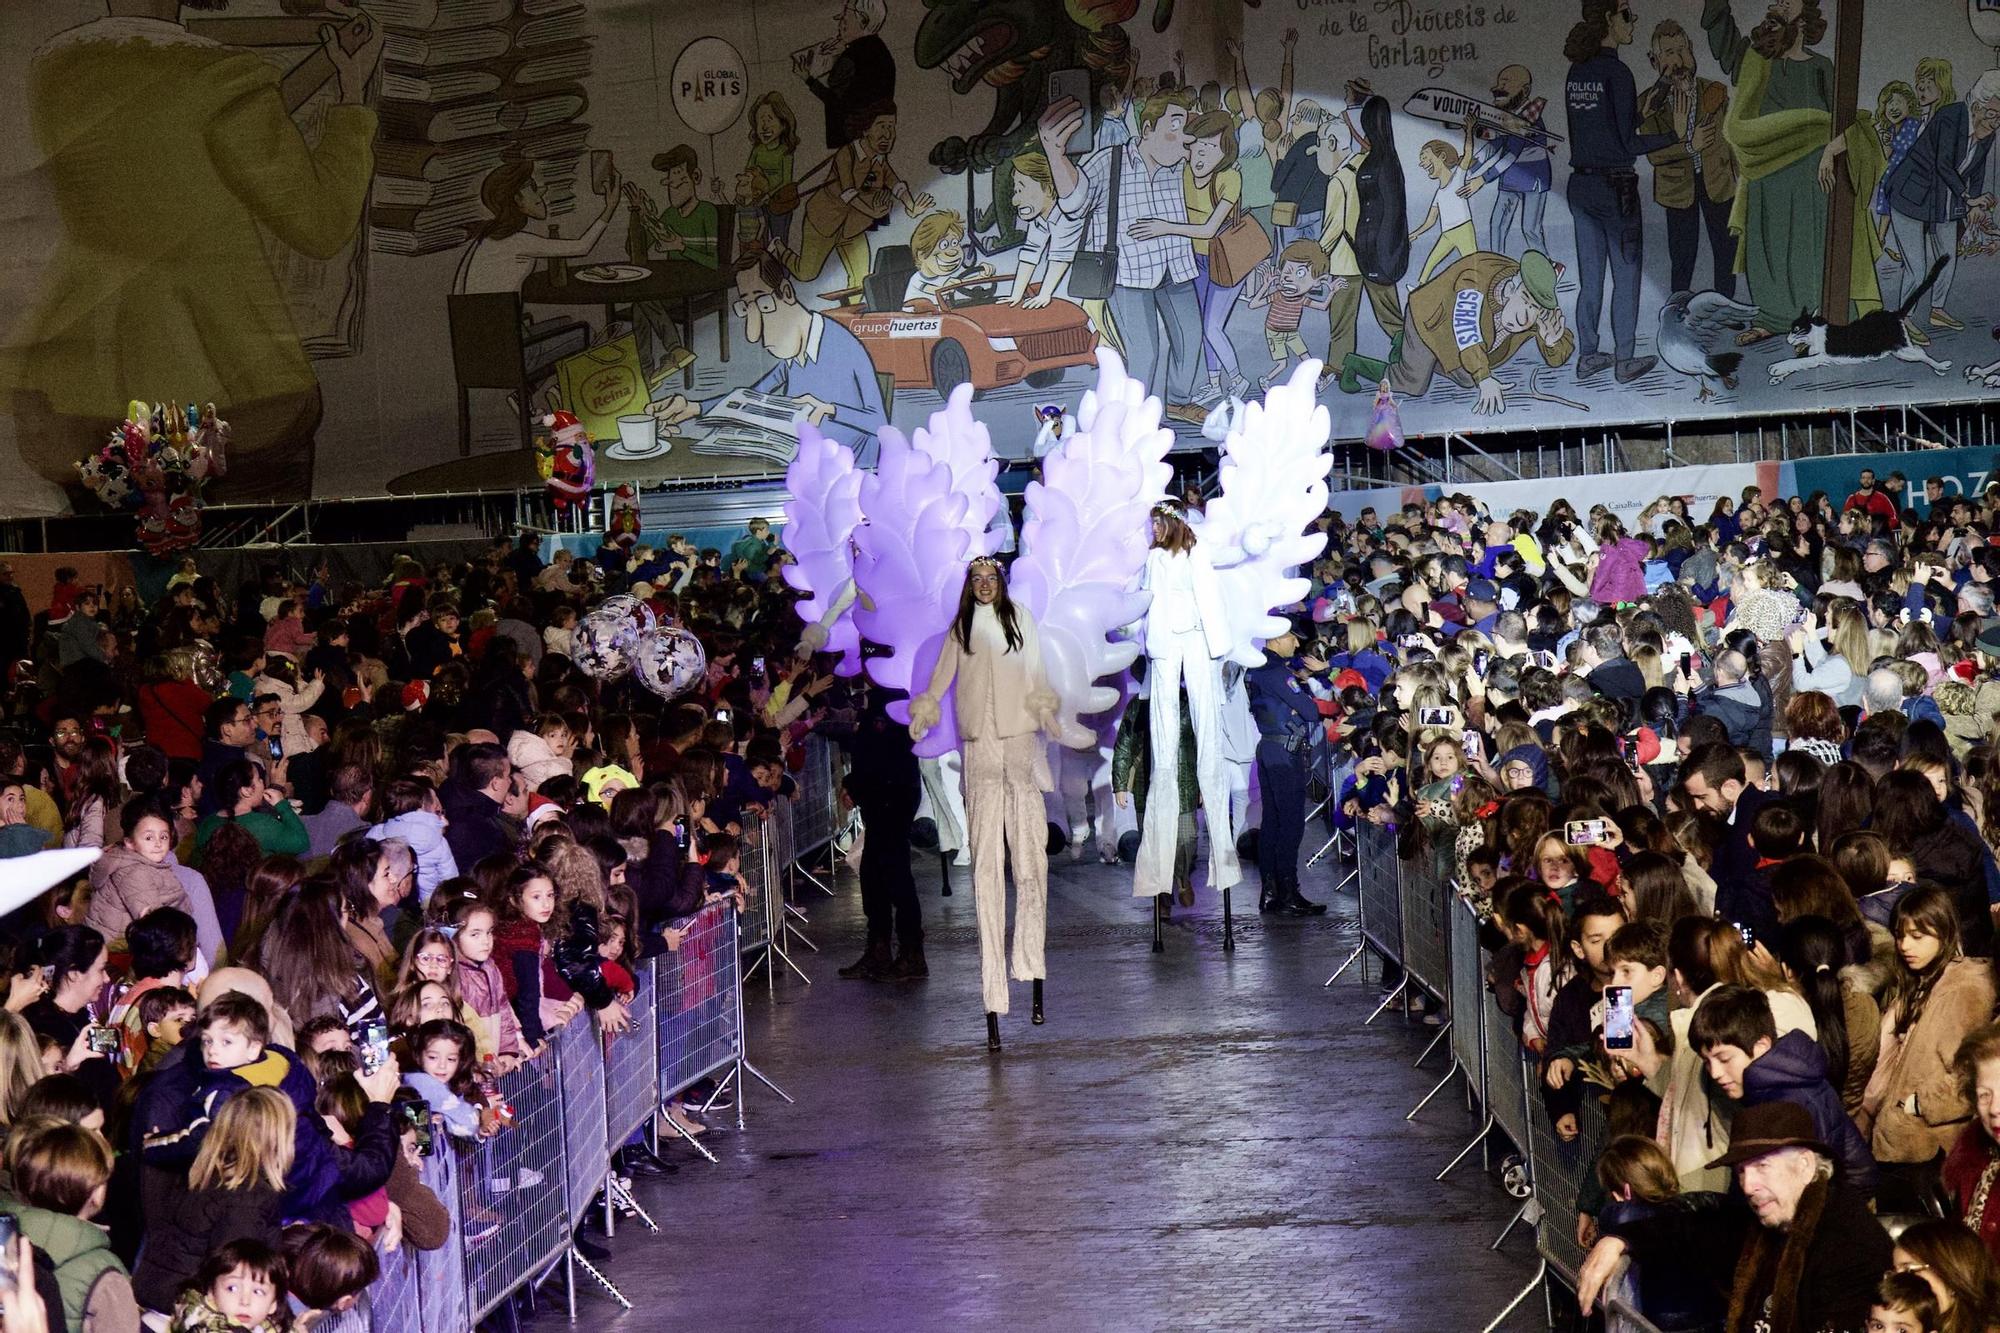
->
[1461, 65, 1554, 257]
[1640, 21, 1739, 296]
[796, 0, 896, 152]
[1563, 0, 1675, 383]
[649, 253, 888, 466]
[1040, 92, 1207, 425]
[1388, 250, 1575, 417]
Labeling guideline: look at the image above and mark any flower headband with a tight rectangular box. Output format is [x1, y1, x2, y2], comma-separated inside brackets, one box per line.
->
[967, 555, 1004, 575]
[1151, 500, 1187, 522]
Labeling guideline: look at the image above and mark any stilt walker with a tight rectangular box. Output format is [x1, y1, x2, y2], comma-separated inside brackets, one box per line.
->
[1133, 360, 1335, 935]
[1133, 501, 1242, 922]
[910, 558, 1057, 1051]
[852, 351, 1172, 1051]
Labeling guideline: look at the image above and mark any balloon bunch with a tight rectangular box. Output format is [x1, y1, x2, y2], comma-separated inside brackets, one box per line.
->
[569, 594, 707, 699]
[78, 400, 229, 555]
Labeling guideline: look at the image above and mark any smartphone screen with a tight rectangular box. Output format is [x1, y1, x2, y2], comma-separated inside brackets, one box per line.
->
[1461, 729, 1481, 755]
[1603, 985, 1635, 1051]
[1045, 68, 1095, 155]
[1565, 819, 1603, 847]
[753, 657, 766, 674]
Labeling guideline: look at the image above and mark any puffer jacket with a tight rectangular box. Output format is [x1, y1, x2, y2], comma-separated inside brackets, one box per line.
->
[506, 730, 572, 792]
[366, 811, 458, 903]
[1740, 1030, 1879, 1194]
[141, 1043, 395, 1232]
[456, 956, 526, 1060]
[6, 1199, 138, 1333]
[86, 845, 192, 945]
[1692, 680, 1773, 757]
[250, 673, 324, 757]
[1872, 956, 1998, 1164]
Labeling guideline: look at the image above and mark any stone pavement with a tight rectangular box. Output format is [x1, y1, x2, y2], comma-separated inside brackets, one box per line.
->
[529, 845, 1542, 1331]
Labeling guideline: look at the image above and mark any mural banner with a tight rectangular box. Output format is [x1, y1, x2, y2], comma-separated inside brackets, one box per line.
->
[1, 0, 1998, 518]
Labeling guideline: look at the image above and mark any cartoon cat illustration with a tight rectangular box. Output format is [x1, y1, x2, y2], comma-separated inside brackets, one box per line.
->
[1766, 255, 1952, 384]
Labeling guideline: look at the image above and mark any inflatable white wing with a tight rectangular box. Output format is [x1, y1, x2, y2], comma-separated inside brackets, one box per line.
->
[909, 382, 1002, 564]
[1201, 359, 1333, 667]
[1012, 350, 1173, 749]
[852, 424, 975, 758]
[781, 425, 866, 675]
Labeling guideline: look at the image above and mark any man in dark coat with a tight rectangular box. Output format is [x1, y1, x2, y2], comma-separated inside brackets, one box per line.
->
[798, 0, 896, 151]
[440, 742, 515, 869]
[829, 675, 923, 980]
[1579, 1100, 1888, 1332]
[1579, 623, 1646, 717]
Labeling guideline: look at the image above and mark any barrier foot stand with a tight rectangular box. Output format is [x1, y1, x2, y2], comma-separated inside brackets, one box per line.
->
[769, 937, 813, 985]
[795, 857, 836, 898]
[1221, 888, 1235, 952]
[1323, 939, 1366, 987]
[1478, 1260, 1546, 1333]
[741, 948, 771, 987]
[1414, 1019, 1451, 1068]
[1434, 1112, 1495, 1180]
[1405, 1058, 1460, 1121]
[1490, 1197, 1531, 1250]
[658, 1107, 721, 1164]
[1304, 831, 1341, 869]
[607, 1178, 658, 1233]
[940, 851, 953, 897]
[1364, 978, 1408, 1025]
[565, 1246, 633, 1315]
[782, 908, 819, 952]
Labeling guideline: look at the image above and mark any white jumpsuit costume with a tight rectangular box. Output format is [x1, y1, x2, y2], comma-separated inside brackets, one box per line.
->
[1133, 544, 1242, 900]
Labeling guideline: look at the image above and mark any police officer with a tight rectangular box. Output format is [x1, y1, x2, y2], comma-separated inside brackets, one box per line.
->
[1246, 623, 1327, 916]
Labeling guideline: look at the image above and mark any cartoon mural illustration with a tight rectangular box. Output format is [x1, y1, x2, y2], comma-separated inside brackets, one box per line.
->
[0, 1, 383, 503]
[0, 0, 1999, 516]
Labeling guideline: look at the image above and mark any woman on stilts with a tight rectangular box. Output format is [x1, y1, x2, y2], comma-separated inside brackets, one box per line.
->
[1133, 501, 1242, 935]
[909, 555, 1058, 1053]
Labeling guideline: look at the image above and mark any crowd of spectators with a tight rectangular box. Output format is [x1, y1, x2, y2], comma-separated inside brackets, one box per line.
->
[0, 523, 835, 1330]
[1294, 474, 2000, 1332]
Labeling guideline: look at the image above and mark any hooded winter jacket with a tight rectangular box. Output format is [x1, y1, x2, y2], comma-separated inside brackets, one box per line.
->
[1692, 680, 1772, 757]
[365, 811, 457, 903]
[506, 730, 572, 792]
[1740, 1030, 1879, 1194]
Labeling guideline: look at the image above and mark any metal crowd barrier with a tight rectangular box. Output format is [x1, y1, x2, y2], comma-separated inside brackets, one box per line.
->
[740, 802, 815, 986]
[658, 899, 751, 1154]
[1323, 821, 1403, 1012]
[789, 733, 842, 873]
[1397, 849, 1454, 1068]
[268, 900, 793, 1329]
[1337, 829, 1667, 1333]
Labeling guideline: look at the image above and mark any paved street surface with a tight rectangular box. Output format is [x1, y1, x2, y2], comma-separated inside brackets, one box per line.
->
[527, 844, 1540, 1331]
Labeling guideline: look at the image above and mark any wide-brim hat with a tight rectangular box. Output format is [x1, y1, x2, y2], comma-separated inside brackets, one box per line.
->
[1705, 1100, 1827, 1170]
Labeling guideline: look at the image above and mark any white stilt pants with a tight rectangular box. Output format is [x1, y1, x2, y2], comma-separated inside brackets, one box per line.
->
[962, 733, 1051, 1015]
[1134, 629, 1241, 898]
